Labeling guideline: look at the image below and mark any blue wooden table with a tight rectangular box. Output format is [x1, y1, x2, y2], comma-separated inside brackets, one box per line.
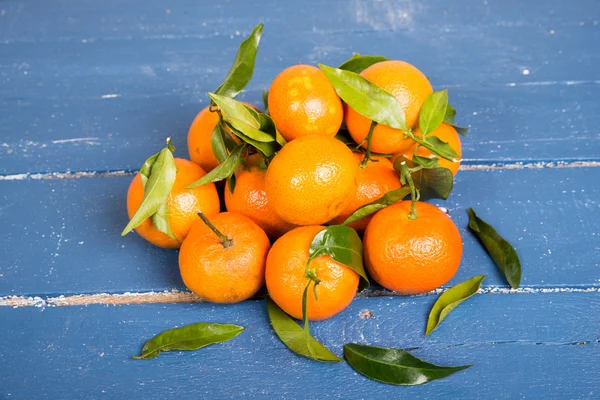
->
[1, 0, 599, 398]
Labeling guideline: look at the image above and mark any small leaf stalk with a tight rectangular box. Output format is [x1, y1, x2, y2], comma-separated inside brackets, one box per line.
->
[359, 120, 378, 168]
[399, 161, 420, 220]
[196, 212, 233, 248]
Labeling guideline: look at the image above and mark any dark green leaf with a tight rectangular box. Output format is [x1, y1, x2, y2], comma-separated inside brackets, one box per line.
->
[262, 90, 269, 113]
[338, 55, 389, 74]
[210, 123, 229, 163]
[186, 144, 245, 188]
[394, 156, 454, 200]
[334, 129, 355, 147]
[308, 225, 369, 291]
[426, 275, 485, 336]
[343, 187, 411, 226]
[319, 64, 407, 131]
[122, 146, 177, 236]
[412, 155, 441, 169]
[139, 152, 159, 187]
[453, 124, 469, 136]
[257, 112, 277, 137]
[468, 209, 522, 289]
[213, 24, 263, 99]
[419, 90, 448, 136]
[344, 343, 471, 386]
[425, 135, 460, 160]
[133, 322, 243, 360]
[266, 298, 341, 362]
[227, 174, 237, 194]
[208, 92, 260, 128]
[152, 201, 178, 242]
[444, 104, 456, 125]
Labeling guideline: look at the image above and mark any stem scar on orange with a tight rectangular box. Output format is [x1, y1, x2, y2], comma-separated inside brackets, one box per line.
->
[268, 64, 343, 142]
[265, 135, 358, 226]
[265, 225, 359, 321]
[179, 212, 271, 304]
[363, 201, 463, 294]
[330, 152, 402, 232]
[345, 60, 433, 154]
[225, 153, 297, 239]
[126, 158, 220, 248]
[394, 123, 463, 176]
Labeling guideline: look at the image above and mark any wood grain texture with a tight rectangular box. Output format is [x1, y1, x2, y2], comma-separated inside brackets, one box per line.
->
[0, 167, 598, 297]
[0, 0, 599, 173]
[0, 294, 598, 399]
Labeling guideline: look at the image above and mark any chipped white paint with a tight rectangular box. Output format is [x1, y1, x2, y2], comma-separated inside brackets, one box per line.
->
[51, 137, 99, 144]
[506, 79, 600, 87]
[1, 286, 598, 308]
[459, 160, 600, 171]
[0, 170, 134, 181]
[100, 94, 120, 99]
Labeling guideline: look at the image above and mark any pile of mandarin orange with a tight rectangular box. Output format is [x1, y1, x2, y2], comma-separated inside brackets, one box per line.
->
[125, 60, 463, 321]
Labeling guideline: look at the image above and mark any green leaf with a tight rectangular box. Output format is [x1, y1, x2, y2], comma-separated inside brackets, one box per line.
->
[210, 123, 229, 163]
[133, 322, 243, 360]
[334, 129, 355, 147]
[344, 343, 471, 386]
[338, 54, 389, 74]
[122, 146, 177, 236]
[151, 201, 178, 242]
[257, 112, 277, 137]
[139, 139, 174, 187]
[227, 123, 279, 157]
[425, 135, 459, 160]
[319, 64, 407, 131]
[213, 24, 263, 99]
[468, 209, 522, 289]
[186, 144, 245, 188]
[308, 225, 369, 291]
[419, 90, 448, 136]
[444, 104, 456, 125]
[343, 187, 411, 226]
[426, 275, 485, 336]
[208, 92, 260, 128]
[412, 155, 441, 169]
[266, 298, 341, 362]
[394, 156, 454, 200]
[227, 117, 275, 142]
[444, 104, 469, 136]
[262, 90, 269, 113]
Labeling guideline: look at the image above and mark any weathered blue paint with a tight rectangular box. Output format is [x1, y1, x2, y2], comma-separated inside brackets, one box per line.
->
[0, 295, 598, 399]
[1, 166, 598, 296]
[1, 0, 599, 397]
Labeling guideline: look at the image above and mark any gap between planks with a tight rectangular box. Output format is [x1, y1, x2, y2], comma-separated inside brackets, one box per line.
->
[1, 286, 598, 308]
[1, 160, 600, 182]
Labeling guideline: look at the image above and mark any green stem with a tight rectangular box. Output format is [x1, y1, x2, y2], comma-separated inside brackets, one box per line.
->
[399, 162, 420, 219]
[359, 120, 378, 168]
[196, 212, 233, 248]
[406, 130, 454, 162]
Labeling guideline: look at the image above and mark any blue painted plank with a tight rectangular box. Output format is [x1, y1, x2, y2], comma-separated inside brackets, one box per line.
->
[1, 83, 599, 175]
[0, 294, 598, 399]
[1, 167, 598, 297]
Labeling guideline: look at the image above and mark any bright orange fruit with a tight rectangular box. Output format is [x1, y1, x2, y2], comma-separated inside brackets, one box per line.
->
[345, 60, 433, 154]
[363, 201, 462, 294]
[265, 225, 359, 320]
[268, 64, 343, 142]
[126, 158, 220, 248]
[179, 212, 270, 304]
[265, 135, 358, 226]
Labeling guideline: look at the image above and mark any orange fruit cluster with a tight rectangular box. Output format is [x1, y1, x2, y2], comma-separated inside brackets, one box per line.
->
[124, 57, 464, 322]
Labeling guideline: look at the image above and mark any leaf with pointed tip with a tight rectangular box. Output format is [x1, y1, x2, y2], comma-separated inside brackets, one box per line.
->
[266, 298, 341, 362]
[412, 155, 441, 169]
[419, 90, 448, 136]
[208, 92, 260, 128]
[468, 208, 522, 288]
[133, 322, 243, 360]
[227, 117, 275, 142]
[151, 201, 178, 242]
[308, 225, 369, 291]
[210, 123, 229, 163]
[262, 90, 269, 113]
[426, 275, 486, 336]
[122, 146, 177, 236]
[319, 64, 407, 131]
[213, 24, 263, 99]
[444, 104, 469, 136]
[344, 343, 471, 385]
[394, 156, 454, 200]
[425, 136, 460, 160]
[343, 187, 411, 226]
[338, 55, 389, 73]
[227, 123, 278, 157]
[186, 144, 245, 188]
